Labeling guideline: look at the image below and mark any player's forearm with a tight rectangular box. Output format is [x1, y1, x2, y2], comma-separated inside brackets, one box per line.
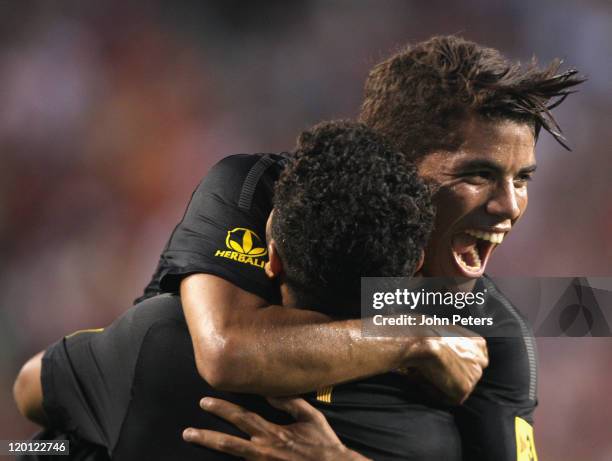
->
[183, 275, 487, 402]
[188, 303, 424, 395]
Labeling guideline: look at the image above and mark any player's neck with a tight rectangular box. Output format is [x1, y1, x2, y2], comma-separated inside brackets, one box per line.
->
[279, 283, 300, 309]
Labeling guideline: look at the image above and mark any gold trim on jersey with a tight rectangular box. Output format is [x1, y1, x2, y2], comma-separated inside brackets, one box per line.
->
[316, 386, 333, 403]
[65, 328, 105, 338]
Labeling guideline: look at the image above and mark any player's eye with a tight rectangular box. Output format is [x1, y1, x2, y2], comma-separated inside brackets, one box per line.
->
[459, 170, 494, 184]
[514, 172, 534, 186]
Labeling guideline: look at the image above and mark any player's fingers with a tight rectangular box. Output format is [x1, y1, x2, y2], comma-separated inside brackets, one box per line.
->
[199, 397, 274, 436]
[267, 396, 327, 424]
[471, 338, 489, 367]
[183, 428, 259, 458]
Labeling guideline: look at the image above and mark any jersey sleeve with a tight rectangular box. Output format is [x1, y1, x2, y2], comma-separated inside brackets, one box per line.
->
[41, 334, 110, 448]
[41, 294, 183, 452]
[139, 154, 284, 304]
[453, 337, 538, 461]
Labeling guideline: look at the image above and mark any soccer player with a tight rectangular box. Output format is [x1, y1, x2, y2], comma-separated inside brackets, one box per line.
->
[15, 122, 471, 460]
[358, 37, 581, 460]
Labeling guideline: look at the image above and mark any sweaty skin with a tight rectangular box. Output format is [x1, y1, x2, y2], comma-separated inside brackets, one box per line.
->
[13, 275, 488, 427]
[418, 117, 535, 282]
[181, 206, 486, 400]
[181, 273, 487, 400]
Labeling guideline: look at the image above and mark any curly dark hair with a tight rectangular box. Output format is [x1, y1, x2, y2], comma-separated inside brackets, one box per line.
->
[359, 35, 586, 159]
[272, 120, 434, 318]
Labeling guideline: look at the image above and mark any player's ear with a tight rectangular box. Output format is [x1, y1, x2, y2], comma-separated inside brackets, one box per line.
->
[264, 240, 283, 280]
[413, 250, 425, 275]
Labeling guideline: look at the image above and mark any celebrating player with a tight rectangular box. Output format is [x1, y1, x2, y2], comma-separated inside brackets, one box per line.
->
[15, 122, 478, 460]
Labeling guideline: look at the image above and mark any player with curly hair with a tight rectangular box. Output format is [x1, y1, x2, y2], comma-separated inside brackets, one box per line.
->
[16, 122, 461, 460]
[270, 121, 433, 317]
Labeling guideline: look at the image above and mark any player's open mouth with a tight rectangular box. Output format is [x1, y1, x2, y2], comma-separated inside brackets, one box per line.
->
[451, 229, 506, 277]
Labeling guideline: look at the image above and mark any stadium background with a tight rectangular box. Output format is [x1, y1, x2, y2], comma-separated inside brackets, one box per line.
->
[0, 1, 611, 459]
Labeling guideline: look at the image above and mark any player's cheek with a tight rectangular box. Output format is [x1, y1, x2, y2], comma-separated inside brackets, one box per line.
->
[516, 188, 529, 218]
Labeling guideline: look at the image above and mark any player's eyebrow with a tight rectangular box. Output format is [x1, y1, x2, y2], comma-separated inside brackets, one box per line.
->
[453, 159, 504, 174]
[453, 159, 537, 175]
[518, 164, 537, 175]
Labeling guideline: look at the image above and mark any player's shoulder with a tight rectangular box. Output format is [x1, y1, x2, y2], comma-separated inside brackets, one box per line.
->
[207, 152, 290, 180]
[196, 152, 290, 210]
[478, 276, 539, 404]
[63, 295, 185, 355]
[110, 294, 186, 347]
[481, 275, 533, 336]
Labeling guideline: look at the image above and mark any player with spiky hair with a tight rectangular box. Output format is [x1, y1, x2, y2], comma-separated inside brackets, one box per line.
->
[361, 36, 581, 156]
[360, 35, 584, 281]
[182, 36, 584, 460]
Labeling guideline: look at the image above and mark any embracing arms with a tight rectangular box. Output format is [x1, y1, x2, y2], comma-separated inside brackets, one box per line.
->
[181, 274, 488, 401]
[154, 154, 487, 401]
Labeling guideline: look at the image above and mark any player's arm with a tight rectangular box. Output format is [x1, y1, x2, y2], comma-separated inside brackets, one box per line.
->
[14, 296, 181, 448]
[454, 393, 538, 461]
[14, 334, 117, 447]
[182, 273, 487, 400]
[454, 336, 538, 461]
[13, 351, 47, 426]
[183, 396, 371, 461]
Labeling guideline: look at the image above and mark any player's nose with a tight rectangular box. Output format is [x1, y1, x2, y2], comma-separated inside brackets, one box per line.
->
[485, 179, 521, 221]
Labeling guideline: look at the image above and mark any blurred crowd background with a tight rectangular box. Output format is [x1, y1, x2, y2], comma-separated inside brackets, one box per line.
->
[1, 1, 611, 459]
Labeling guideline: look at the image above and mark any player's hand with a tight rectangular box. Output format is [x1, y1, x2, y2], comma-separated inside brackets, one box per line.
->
[406, 324, 489, 405]
[183, 396, 371, 461]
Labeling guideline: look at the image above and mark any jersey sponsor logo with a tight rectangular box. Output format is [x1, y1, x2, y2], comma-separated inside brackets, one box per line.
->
[515, 416, 538, 461]
[215, 227, 267, 269]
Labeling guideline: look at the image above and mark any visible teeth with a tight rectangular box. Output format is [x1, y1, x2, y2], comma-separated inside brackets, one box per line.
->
[457, 247, 482, 272]
[465, 229, 505, 244]
[470, 247, 481, 265]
